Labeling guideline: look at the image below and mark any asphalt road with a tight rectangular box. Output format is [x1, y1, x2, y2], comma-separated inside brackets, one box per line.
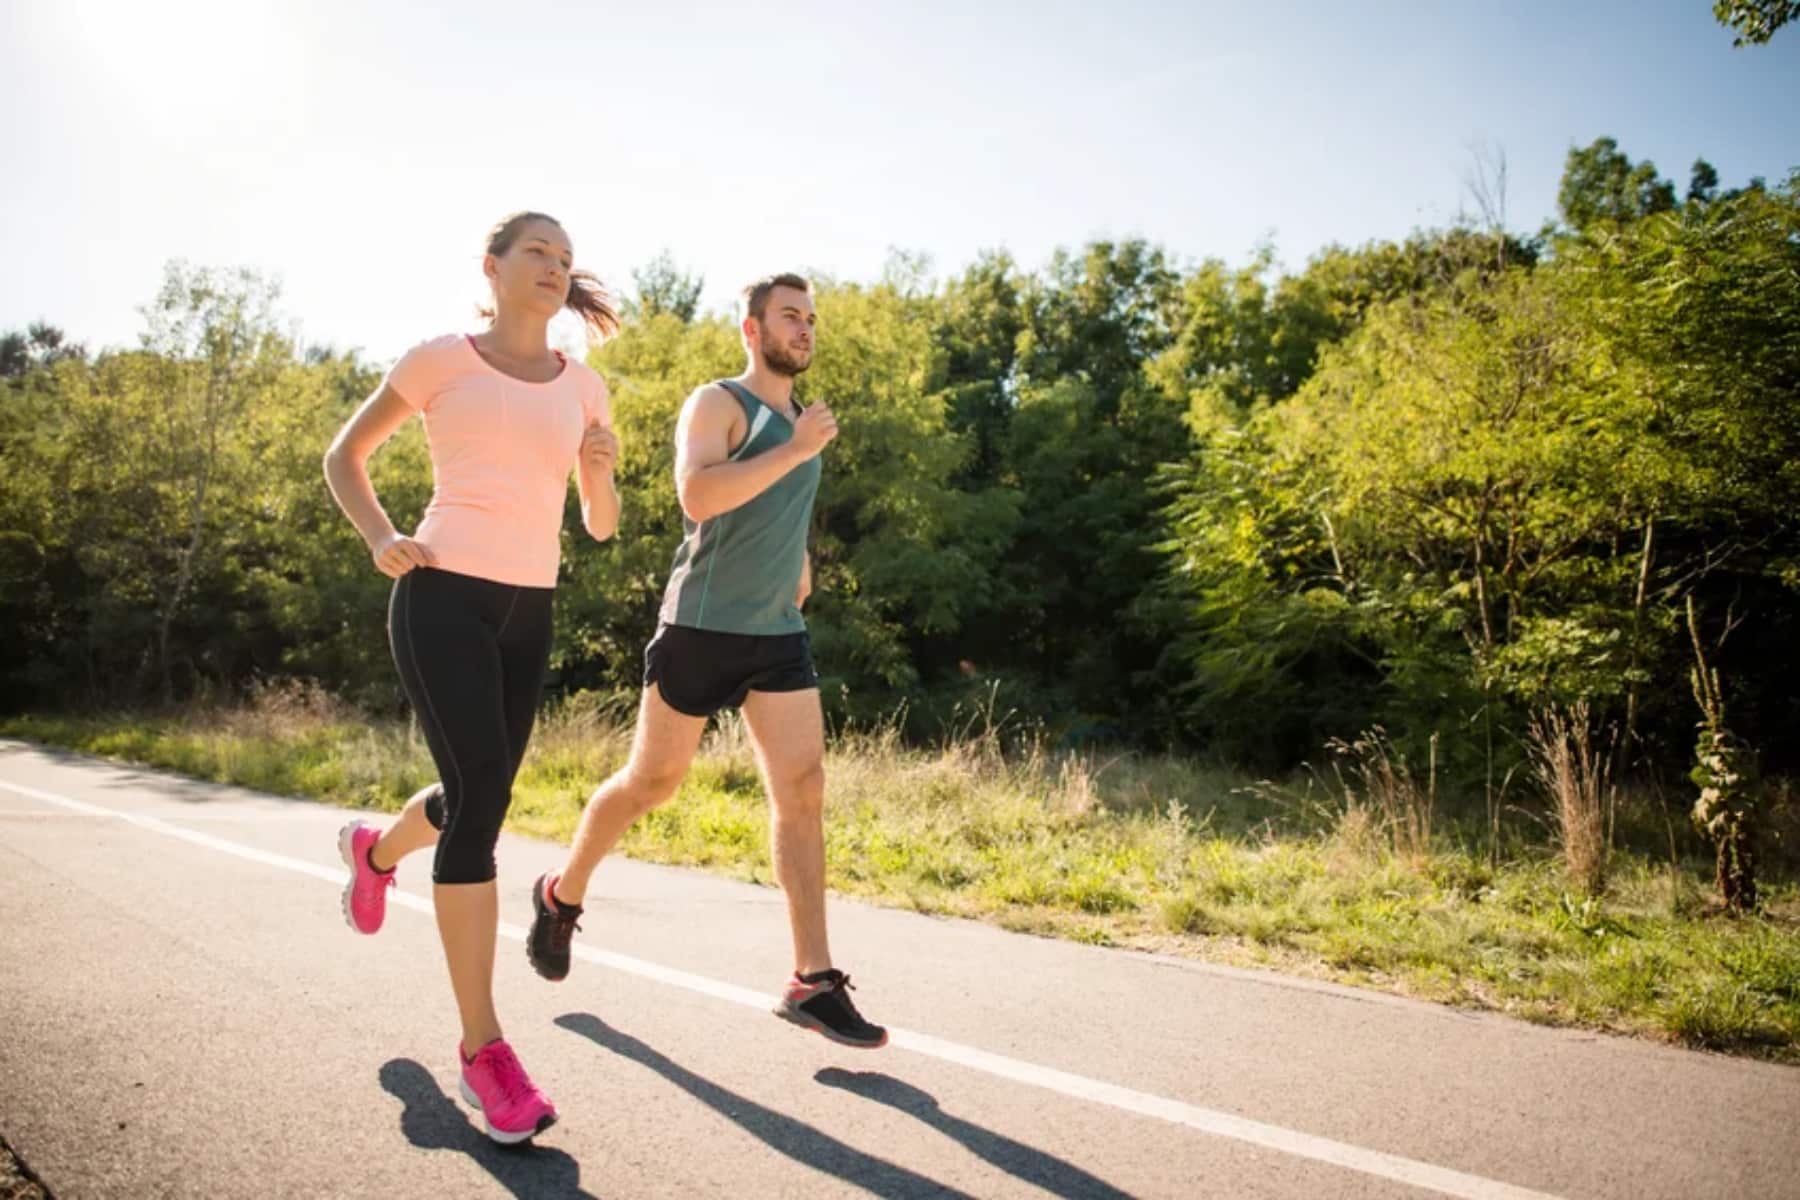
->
[2, 738, 1796, 1199]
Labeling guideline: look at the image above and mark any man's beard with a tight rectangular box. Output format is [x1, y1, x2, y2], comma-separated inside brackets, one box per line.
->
[762, 339, 812, 378]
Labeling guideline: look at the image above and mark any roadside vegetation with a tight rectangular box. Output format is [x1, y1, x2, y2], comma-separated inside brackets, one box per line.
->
[9, 681, 1796, 1063]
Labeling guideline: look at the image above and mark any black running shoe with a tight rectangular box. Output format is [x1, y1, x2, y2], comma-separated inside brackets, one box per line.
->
[773, 969, 888, 1048]
[526, 873, 582, 982]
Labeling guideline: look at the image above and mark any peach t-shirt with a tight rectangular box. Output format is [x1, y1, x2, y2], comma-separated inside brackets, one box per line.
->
[384, 334, 609, 588]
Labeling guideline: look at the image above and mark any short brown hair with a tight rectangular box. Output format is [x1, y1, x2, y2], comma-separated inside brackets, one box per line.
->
[740, 272, 811, 323]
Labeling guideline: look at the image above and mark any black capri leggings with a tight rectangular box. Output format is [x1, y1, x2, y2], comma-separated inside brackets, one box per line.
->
[388, 567, 554, 885]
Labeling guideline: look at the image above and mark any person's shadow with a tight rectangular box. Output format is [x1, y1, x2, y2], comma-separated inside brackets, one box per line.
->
[815, 1069, 1137, 1200]
[379, 1058, 597, 1200]
[554, 1013, 974, 1199]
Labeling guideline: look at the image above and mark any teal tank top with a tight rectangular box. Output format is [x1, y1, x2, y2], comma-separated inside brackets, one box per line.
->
[658, 379, 820, 635]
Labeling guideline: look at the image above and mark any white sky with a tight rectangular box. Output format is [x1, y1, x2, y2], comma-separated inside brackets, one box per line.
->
[4, 0, 1796, 361]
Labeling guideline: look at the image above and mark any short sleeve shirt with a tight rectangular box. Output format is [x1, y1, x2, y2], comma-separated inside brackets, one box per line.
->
[384, 334, 609, 587]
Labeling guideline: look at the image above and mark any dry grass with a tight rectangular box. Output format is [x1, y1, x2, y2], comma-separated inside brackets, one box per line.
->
[1323, 728, 1437, 861]
[6, 694, 1800, 1061]
[1527, 703, 1616, 896]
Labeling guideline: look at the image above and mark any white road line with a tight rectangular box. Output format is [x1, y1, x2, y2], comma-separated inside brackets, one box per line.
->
[1, 779, 347, 883]
[0, 809, 332, 822]
[0, 775, 1563, 1200]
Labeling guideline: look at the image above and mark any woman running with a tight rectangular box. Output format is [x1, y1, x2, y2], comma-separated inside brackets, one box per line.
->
[322, 211, 620, 1143]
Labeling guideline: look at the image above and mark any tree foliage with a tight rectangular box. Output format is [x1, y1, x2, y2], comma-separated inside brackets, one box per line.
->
[625, 250, 704, 323]
[1558, 138, 1677, 232]
[4, 147, 1795, 814]
[1714, 0, 1797, 45]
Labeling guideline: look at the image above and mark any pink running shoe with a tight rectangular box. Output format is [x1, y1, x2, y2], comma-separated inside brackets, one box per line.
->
[459, 1039, 558, 1144]
[337, 819, 395, 934]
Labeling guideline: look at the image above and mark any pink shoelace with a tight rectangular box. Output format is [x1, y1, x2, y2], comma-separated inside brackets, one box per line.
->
[480, 1042, 537, 1107]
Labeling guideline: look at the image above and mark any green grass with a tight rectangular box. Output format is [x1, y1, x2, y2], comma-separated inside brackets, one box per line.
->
[6, 685, 1799, 1063]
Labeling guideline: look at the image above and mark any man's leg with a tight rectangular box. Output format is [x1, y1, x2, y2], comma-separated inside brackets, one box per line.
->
[739, 687, 831, 974]
[555, 685, 709, 905]
[526, 684, 708, 982]
[743, 685, 887, 1048]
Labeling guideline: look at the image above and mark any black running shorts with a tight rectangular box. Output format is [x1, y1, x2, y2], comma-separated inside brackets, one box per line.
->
[643, 623, 819, 717]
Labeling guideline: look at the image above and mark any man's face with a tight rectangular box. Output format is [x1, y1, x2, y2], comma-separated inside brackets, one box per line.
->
[754, 286, 816, 377]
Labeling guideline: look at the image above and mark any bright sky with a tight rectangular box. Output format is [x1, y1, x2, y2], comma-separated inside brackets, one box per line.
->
[5, 0, 1796, 362]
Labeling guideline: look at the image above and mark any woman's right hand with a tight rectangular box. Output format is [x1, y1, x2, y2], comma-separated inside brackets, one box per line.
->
[372, 533, 437, 578]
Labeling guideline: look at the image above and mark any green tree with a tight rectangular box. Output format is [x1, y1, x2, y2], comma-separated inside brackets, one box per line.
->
[1, 323, 87, 378]
[0, 347, 87, 704]
[800, 280, 1018, 705]
[1149, 251, 1291, 413]
[0, 269, 381, 707]
[132, 264, 293, 699]
[1560, 171, 1800, 769]
[1153, 393, 1384, 766]
[245, 347, 415, 708]
[1157, 166, 1800, 782]
[1687, 159, 1721, 204]
[934, 250, 1025, 484]
[989, 240, 1189, 729]
[626, 250, 704, 323]
[1714, 0, 1796, 44]
[1557, 138, 1677, 232]
[1161, 269, 1665, 771]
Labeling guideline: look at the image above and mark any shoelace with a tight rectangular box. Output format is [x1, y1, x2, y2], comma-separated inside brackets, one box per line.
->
[801, 970, 855, 996]
[483, 1045, 536, 1108]
[542, 882, 583, 942]
[794, 971, 878, 1033]
[550, 909, 582, 943]
[834, 974, 868, 1016]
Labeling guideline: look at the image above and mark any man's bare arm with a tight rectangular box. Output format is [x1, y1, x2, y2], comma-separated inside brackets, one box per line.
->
[675, 384, 836, 523]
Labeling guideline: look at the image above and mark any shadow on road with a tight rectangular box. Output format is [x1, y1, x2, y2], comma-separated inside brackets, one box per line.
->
[815, 1068, 1136, 1200]
[379, 1058, 597, 1200]
[554, 1013, 975, 1199]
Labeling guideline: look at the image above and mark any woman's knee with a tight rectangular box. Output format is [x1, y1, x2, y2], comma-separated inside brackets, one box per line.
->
[412, 783, 447, 830]
[431, 767, 513, 881]
[433, 814, 504, 884]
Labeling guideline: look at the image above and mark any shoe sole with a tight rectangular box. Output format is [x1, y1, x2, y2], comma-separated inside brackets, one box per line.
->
[772, 1002, 890, 1049]
[336, 820, 380, 935]
[459, 1076, 558, 1144]
[525, 942, 570, 982]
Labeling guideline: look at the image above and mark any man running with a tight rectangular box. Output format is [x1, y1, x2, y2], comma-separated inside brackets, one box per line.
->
[526, 272, 886, 1049]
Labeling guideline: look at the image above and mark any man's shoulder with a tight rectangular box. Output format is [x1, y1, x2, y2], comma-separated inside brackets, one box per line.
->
[686, 380, 745, 416]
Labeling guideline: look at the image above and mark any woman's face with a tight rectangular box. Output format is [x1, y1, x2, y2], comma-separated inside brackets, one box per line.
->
[486, 219, 574, 321]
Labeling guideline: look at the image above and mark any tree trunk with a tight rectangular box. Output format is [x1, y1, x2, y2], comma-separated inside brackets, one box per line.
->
[157, 369, 220, 704]
[1618, 517, 1655, 777]
[1717, 824, 1757, 912]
